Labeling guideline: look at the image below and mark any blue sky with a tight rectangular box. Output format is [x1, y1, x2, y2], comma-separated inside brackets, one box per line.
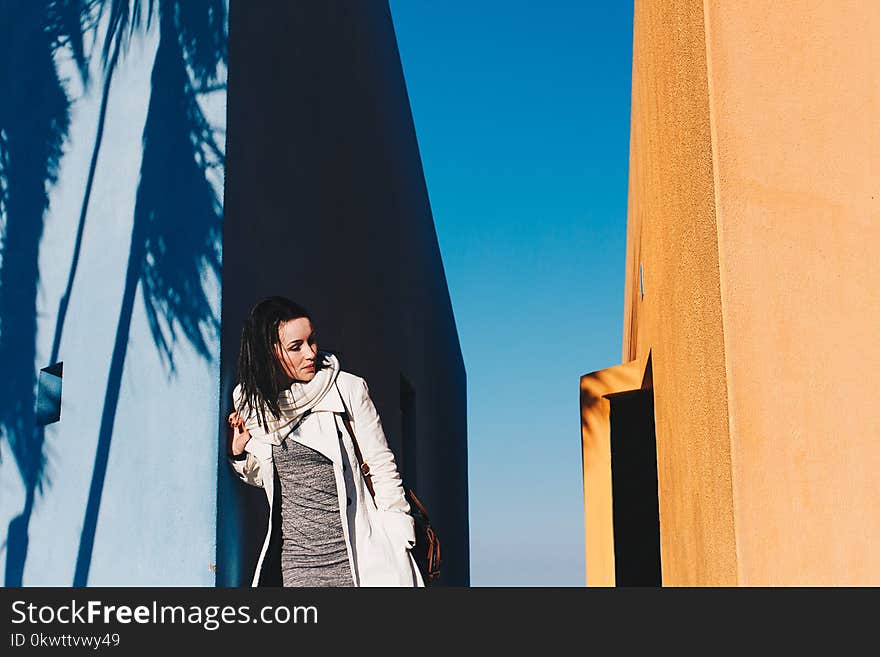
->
[388, 1, 635, 585]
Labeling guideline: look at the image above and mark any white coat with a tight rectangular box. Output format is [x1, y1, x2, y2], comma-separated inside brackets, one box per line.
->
[229, 371, 424, 587]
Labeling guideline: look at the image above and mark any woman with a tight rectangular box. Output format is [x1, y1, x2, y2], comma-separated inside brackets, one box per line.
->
[226, 296, 423, 587]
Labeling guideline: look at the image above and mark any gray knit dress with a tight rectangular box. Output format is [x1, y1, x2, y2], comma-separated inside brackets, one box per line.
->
[272, 439, 354, 587]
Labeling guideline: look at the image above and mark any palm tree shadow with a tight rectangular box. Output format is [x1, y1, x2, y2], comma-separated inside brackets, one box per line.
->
[73, 0, 226, 585]
[0, 0, 91, 587]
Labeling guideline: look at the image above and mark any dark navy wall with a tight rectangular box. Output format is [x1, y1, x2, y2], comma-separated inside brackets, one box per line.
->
[218, 0, 468, 586]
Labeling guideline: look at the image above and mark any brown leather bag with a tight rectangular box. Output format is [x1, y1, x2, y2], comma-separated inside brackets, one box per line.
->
[337, 390, 441, 585]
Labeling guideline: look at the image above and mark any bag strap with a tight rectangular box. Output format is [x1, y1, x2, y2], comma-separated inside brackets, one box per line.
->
[334, 381, 431, 529]
[406, 488, 431, 524]
[335, 381, 375, 499]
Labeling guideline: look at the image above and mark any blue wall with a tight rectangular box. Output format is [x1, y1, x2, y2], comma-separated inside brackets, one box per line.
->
[0, 1, 226, 585]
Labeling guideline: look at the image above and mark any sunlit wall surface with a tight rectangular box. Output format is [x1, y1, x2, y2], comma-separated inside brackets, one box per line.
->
[583, 0, 880, 586]
[0, 1, 226, 586]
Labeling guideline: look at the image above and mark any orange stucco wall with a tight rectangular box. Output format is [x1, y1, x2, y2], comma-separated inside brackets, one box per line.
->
[704, 0, 880, 585]
[580, 358, 646, 586]
[612, 0, 880, 585]
[623, 0, 737, 585]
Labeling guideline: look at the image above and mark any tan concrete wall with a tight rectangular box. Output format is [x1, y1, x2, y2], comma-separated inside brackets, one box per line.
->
[623, 0, 737, 585]
[580, 358, 647, 586]
[615, 0, 880, 585]
[704, 0, 880, 585]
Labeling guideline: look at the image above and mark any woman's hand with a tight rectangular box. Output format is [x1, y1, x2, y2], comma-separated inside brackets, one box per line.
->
[227, 411, 251, 456]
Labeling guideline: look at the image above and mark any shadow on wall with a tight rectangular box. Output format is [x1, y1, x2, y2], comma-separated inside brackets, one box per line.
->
[0, 0, 81, 588]
[0, 0, 226, 586]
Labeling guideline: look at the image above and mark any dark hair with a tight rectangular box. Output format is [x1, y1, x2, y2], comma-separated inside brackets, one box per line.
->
[235, 296, 311, 430]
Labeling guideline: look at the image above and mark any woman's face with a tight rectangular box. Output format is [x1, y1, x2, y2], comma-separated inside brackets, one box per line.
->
[274, 317, 318, 384]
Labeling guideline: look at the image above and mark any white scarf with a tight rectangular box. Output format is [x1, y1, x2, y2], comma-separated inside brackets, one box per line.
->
[233, 351, 340, 446]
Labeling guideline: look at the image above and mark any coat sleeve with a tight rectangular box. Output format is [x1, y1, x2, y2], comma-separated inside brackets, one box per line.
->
[349, 377, 416, 548]
[227, 384, 271, 489]
[228, 449, 264, 488]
